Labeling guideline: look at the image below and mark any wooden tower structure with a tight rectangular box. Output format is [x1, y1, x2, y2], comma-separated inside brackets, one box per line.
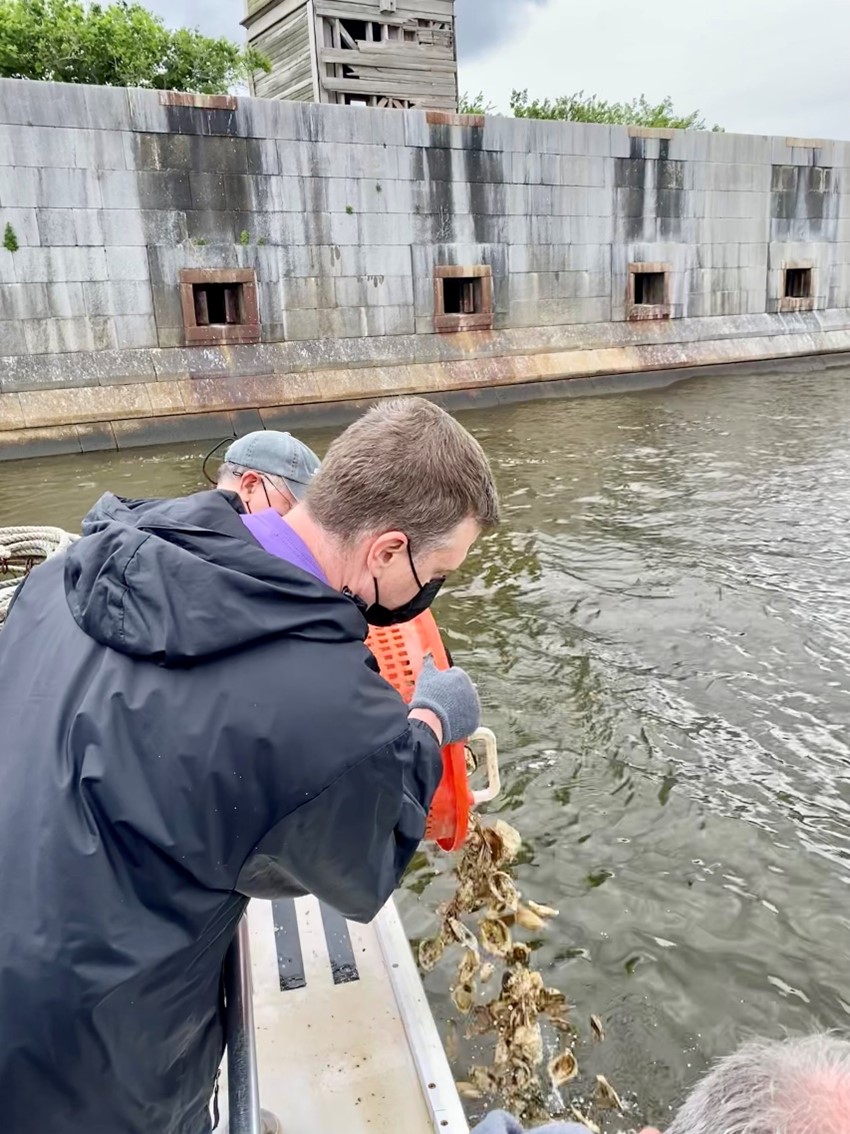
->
[242, 0, 458, 111]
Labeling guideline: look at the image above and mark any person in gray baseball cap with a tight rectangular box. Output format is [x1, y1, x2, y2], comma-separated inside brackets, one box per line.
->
[217, 430, 320, 517]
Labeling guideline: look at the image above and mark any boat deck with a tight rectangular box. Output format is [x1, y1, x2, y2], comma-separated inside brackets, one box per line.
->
[219, 896, 468, 1134]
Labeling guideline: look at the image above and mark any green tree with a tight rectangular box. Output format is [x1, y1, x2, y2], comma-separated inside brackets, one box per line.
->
[509, 88, 722, 131]
[458, 90, 497, 115]
[0, 0, 269, 93]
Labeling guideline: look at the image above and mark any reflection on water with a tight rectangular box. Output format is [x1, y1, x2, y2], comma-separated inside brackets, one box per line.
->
[3, 366, 850, 1127]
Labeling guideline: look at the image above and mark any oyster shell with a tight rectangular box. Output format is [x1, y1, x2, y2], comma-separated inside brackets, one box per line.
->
[527, 899, 559, 920]
[595, 1073, 623, 1111]
[480, 917, 513, 957]
[548, 1050, 578, 1087]
[451, 981, 475, 1015]
[515, 904, 547, 932]
[418, 936, 445, 972]
[457, 949, 480, 986]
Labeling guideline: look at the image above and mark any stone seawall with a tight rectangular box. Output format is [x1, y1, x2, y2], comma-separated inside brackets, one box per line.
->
[1, 79, 849, 458]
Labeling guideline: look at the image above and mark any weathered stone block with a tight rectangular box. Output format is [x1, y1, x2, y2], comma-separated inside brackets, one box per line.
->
[0, 320, 26, 354]
[143, 210, 189, 246]
[83, 280, 154, 316]
[278, 276, 332, 310]
[1, 208, 39, 247]
[246, 138, 281, 175]
[0, 283, 49, 321]
[77, 421, 118, 451]
[333, 274, 414, 308]
[114, 315, 157, 350]
[14, 246, 108, 283]
[98, 168, 146, 211]
[282, 307, 321, 341]
[137, 170, 192, 211]
[100, 208, 146, 247]
[190, 172, 228, 211]
[47, 282, 86, 318]
[106, 246, 150, 282]
[0, 123, 76, 168]
[24, 317, 97, 354]
[37, 209, 76, 245]
[0, 79, 129, 132]
[73, 128, 128, 171]
[0, 424, 83, 459]
[111, 412, 235, 449]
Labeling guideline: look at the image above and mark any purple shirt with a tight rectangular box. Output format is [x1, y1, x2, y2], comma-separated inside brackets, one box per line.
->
[241, 509, 328, 583]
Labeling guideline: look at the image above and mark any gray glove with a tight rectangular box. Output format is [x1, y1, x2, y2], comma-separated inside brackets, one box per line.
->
[409, 656, 480, 744]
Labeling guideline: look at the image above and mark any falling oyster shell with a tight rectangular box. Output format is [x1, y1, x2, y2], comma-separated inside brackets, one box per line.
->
[447, 917, 480, 954]
[527, 899, 560, 920]
[509, 1058, 536, 1091]
[570, 1106, 600, 1134]
[470, 1066, 499, 1093]
[451, 981, 475, 1015]
[464, 746, 477, 776]
[595, 1073, 623, 1111]
[418, 936, 445, 972]
[456, 1081, 483, 1100]
[489, 871, 520, 911]
[466, 1005, 494, 1037]
[512, 1023, 543, 1066]
[457, 949, 480, 986]
[548, 1050, 579, 1087]
[479, 962, 496, 985]
[590, 1013, 605, 1042]
[507, 943, 532, 966]
[515, 904, 547, 932]
[480, 917, 513, 957]
[489, 820, 523, 863]
[538, 986, 568, 1014]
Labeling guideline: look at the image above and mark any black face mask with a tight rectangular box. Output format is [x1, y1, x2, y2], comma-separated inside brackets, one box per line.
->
[344, 542, 445, 627]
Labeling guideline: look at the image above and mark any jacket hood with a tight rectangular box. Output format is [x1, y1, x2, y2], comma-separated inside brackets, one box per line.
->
[67, 491, 365, 665]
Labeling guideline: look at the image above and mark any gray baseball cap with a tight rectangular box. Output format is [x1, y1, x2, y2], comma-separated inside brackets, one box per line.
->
[224, 431, 320, 501]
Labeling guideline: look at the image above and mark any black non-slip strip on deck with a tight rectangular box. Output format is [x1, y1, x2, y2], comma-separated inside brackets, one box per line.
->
[318, 901, 360, 985]
[272, 897, 306, 992]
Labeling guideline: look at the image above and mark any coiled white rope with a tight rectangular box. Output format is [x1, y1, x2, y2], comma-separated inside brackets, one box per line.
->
[0, 526, 78, 624]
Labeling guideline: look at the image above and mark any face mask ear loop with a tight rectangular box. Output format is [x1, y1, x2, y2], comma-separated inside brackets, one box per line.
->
[202, 437, 236, 487]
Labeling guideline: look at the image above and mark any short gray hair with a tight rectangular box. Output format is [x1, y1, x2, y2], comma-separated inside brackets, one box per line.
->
[217, 461, 249, 484]
[217, 462, 289, 495]
[667, 1035, 850, 1134]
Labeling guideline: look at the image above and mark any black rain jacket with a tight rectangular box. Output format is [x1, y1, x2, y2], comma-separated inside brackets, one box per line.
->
[0, 490, 442, 1134]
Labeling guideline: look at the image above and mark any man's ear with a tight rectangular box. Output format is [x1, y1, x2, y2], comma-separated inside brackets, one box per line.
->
[240, 470, 262, 491]
[367, 531, 407, 572]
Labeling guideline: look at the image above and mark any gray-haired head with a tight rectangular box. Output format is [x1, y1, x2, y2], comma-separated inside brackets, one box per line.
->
[666, 1035, 850, 1134]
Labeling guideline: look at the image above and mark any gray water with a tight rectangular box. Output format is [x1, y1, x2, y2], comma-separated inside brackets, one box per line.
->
[3, 365, 850, 1129]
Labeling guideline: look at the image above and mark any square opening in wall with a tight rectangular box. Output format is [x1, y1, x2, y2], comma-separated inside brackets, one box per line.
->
[784, 267, 812, 299]
[634, 271, 666, 306]
[443, 276, 483, 315]
[179, 268, 260, 346]
[627, 262, 672, 321]
[193, 282, 245, 327]
[433, 265, 494, 332]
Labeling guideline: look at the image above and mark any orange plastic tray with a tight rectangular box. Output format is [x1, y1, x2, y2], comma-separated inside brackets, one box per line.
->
[366, 611, 471, 851]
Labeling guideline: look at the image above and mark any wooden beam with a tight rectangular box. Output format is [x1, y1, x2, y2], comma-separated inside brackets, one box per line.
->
[321, 74, 458, 97]
[320, 47, 456, 70]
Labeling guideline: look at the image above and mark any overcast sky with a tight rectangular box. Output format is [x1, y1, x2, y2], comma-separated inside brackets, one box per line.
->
[150, 0, 850, 142]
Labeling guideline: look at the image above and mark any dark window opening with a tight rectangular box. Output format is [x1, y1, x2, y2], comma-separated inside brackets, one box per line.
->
[785, 267, 812, 299]
[340, 18, 369, 44]
[192, 283, 244, 327]
[634, 271, 666, 305]
[443, 276, 482, 315]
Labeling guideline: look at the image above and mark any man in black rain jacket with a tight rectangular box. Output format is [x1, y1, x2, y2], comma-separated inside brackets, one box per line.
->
[0, 397, 499, 1134]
